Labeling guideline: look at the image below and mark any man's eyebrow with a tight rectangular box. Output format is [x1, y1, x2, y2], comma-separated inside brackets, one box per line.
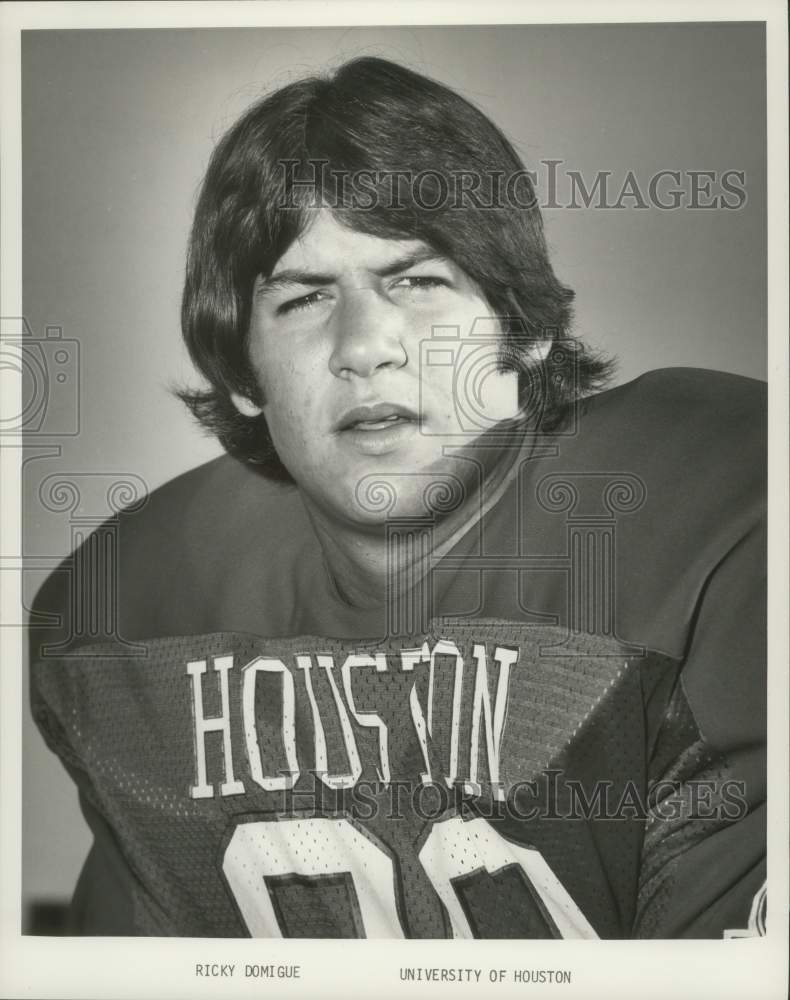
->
[255, 270, 336, 295]
[256, 248, 450, 296]
[372, 248, 449, 278]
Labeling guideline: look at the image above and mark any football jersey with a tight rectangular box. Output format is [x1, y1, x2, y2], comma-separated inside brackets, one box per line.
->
[29, 368, 767, 938]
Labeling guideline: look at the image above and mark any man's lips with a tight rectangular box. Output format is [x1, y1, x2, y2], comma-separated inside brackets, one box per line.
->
[335, 402, 420, 432]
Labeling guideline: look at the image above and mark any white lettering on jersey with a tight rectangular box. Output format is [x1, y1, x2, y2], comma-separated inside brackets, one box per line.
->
[402, 644, 433, 785]
[294, 654, 327, 784]
[294, 654, 363, 790]
[223, 813, 598, 939]
[468, 644, 518, 801]
[340, 654, 391, 784]
[187, 656, 245, 798]
[186, 637, 518, 799]
[242, 657, 299, 792]
[427, 639, 465, 788]
[316, 654, 363, 789]
[224, 817, 404, 938]
[418, 816, 597, 939]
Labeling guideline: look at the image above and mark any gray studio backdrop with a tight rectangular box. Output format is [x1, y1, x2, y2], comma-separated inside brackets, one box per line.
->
[21, 22, 766, 925]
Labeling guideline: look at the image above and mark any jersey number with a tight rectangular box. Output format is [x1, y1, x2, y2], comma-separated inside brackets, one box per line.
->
[223, 815, 597, 939]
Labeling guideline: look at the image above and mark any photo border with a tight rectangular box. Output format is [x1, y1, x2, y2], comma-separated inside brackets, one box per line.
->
[1, 2, 787, 998]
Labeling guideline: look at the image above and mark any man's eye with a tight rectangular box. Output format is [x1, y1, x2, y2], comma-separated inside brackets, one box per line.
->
[276, 291, 326, 316]
[393, 275, 448, 292]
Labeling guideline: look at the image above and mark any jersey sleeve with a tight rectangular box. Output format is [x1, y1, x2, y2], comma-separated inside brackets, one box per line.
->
[31, 690, 136, 933]
[67, 791, 139, 934]
[29, 549, 141, 935]
[632, 480, 767, 937]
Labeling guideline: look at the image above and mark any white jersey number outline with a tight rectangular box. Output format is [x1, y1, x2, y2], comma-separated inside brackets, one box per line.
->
[223, 814, 597, 938]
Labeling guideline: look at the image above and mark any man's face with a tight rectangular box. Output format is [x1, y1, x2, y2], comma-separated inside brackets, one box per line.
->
[235, 210, 522, 527]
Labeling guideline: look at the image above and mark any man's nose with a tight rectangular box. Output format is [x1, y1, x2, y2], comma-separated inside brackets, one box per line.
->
[328, 288, 408, 379]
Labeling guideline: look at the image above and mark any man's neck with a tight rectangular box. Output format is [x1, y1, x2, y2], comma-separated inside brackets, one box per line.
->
[301, 422, 533, 610]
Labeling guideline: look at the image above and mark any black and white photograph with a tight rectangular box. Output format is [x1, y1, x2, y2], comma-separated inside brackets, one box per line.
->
[1, 2, 787, 998]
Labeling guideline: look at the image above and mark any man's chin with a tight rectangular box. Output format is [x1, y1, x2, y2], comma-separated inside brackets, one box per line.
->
[338, 464, 476, 528]
[298, 443, 500, 531]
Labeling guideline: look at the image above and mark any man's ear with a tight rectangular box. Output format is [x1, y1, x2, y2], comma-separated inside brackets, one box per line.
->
[230, 392, 263, 417]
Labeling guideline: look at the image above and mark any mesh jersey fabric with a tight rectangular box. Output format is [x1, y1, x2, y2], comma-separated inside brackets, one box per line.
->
[30, 367, 767, 938]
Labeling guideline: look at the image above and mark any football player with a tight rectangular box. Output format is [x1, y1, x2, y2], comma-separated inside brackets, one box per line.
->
[30, 57, 766, 939]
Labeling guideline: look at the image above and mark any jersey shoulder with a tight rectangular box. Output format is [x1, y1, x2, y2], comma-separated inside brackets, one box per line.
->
[580, 368, 766, 742]
[578, 366, 766, 475]
[29, 454, 313, 648]
[566, 366, 766, 548]
[525, 367, 767, 663]
[116, 451, 307, 557]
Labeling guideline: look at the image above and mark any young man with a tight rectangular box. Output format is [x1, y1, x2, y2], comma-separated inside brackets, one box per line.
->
[30, 57, 766, 939]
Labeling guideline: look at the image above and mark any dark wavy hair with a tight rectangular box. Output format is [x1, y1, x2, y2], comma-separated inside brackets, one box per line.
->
[178, 56, 613, 480]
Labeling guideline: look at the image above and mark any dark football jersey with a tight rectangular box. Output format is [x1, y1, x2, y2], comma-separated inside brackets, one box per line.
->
[29, 368, 767, 938]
